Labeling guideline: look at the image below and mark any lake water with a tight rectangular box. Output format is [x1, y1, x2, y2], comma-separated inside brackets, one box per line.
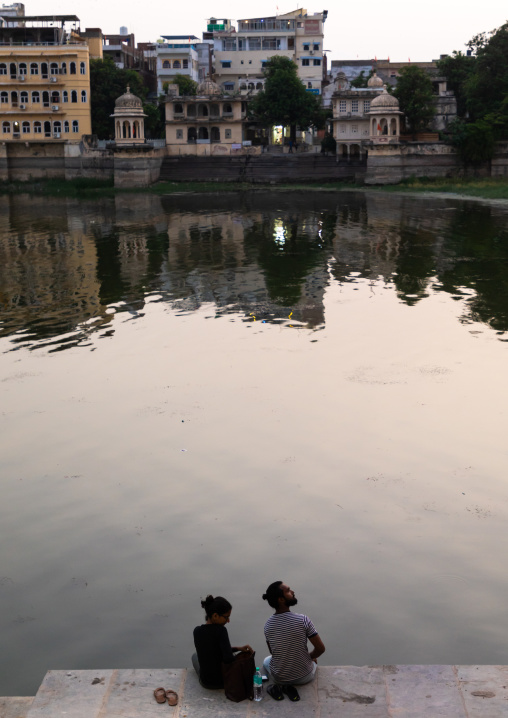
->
[1, 190, 508, 696]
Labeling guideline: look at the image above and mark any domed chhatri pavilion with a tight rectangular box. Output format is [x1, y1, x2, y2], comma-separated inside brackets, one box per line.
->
[164, 78, 253, 156]
[111, 86, 147, 145]
[331, 70, 401, 160]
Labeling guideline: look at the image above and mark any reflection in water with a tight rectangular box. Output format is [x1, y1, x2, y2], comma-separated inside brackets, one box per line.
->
[2, 192, 508, 350]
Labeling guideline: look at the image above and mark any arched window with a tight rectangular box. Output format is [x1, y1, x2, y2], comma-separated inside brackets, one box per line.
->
[116, 121, 120, 138]
[42, 91, 50, 107]
[64, 120, 69, 133]
[72, 120, 79, 133]
[307, 82, 312, 88]
[198, 126, 209, 139]
[70, 62, 76, 75]
[223, 103, 232, 114]
[210, 103, 220, 117]
[44, 120, 51, 136]
[71, 90, 77, 103]
[30, 62, 39, 75]
[80, 61, 86, 75]
[0, 63, 6, 75]
[256, 82, 263, 90]
[163, 60, 170, 68]
[187, 127, 197, 142]
[248, 82, 254, 90]
[187, 104, 196, 118]
[0, 91, 8, 104]
[41, 62, 48, 77]
[12, 120, 20, 135]
[20, 91, 28, 103]
[51, 91, 60, 103]
[2, 121, 10, 134]
[50, 62, 59, 75]
[240, 83, 247, 90]
[22, 120, 30, 134]
[173, 60, 181, 68]
[11, 91, 18, 106]
[19, 62, 27, 75]
[174, 103, 183, 114]
[31, 91, 40, 103]
[33, 121, 42, 134]
[62, 90, 68, 103]
[61, 62, 67, 75]
[211, 126, 220, 142]
[81, 90, 87, 103]
[53, 120, 62, 134]
[10, 62, 16, 77]
[197, 103, 208, 117]
[122, 120, 131, 138]
[133, 120, 140, 138]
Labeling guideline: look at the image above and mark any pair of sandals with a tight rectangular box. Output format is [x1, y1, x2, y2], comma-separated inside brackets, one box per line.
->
[267, 684, 300, 702]
[154, 688, 178, 706]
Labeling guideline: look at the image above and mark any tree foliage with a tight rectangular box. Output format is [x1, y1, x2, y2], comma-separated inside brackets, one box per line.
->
[249, 56, 323, 136]
[90, 56, 147, 139]
[393, 65, 435, 135]
[165, 74, 198, 96]
[436, 52, 475, 118]
[350, 70, 374, 88]
[465, 22, 508, 120]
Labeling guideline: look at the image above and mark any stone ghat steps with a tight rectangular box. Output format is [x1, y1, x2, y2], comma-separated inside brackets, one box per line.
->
[159, 155, 365, 183]
[3, 666, 508, 718]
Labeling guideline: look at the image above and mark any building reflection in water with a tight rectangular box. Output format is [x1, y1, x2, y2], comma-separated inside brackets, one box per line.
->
[1, 191, 508, 351]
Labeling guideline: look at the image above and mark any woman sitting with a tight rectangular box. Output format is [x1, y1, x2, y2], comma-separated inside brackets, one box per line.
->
[192, 594, 253, 689]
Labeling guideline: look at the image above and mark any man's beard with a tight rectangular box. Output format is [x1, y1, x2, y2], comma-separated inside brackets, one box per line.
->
[285, 597, 298, 607]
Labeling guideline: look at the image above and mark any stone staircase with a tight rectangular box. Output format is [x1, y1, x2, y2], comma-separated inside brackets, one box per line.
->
[159, 154, 366, 184]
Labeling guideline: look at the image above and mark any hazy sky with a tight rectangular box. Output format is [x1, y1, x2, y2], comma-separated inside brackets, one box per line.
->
[24, 0, 507, 62]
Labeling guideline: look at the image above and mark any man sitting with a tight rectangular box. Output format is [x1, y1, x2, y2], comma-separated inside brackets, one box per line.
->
[262, 580, 325, 701]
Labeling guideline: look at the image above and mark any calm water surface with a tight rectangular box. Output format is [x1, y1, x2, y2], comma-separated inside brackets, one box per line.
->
[1, 191, 508, 695]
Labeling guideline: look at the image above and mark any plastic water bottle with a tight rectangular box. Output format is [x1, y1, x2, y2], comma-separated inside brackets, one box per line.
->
[253, 667, 263, 701]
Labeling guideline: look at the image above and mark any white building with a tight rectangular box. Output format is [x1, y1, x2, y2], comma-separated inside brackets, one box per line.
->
[156, 36, 199, 95]
[207, 9, 327, 96]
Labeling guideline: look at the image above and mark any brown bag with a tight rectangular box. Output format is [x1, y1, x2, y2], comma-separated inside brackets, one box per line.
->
[221, 650, 255, 702]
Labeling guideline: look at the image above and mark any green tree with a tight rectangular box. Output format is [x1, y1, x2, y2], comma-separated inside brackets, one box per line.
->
[249, 56, 322, 139]
[436, 52, 475, 118]
[164, 74, 198, 96]
[393, 65, 435, 137]
[90, 56, 147, 138]
[143, 102, 165, 139]
[465, 22, 508, 121]
[350, 70, 374, 88]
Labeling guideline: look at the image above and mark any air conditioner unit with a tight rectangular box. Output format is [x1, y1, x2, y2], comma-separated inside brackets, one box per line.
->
[53, 132, 61, 138]
[309, 50, 314, 55]
[50, 76, 57, 83]
[18, 75, 25, 81]
[52, 105, 59, 111]
[19, 104, 26, 109]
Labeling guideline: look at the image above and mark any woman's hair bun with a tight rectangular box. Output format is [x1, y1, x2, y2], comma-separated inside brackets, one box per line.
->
[262, 593, 268, 601]
[201, 594, 215, 609]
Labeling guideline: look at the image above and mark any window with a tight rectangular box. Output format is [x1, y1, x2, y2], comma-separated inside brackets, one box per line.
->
[34, 121, 42, 134]
[64, 120, 69, 133]
[61, 62, 67, 74]
[187, 127, 197, 142]
[163, 60, 170, 68]
[44, 120, 51, 136]
[50, 62, 59, 75]
[303, 44, 310, 50]
[351, 100, 358, 113]
[81, 90, 87, 103]
[30, 62, 39, 75]
[80, 62, 86, 74]
[176, 129, 183, 139]
[51, 91, 59, 103]
[2, 121, 10, 134]
[308, 82, 312, 89]
[70, 62, 76, 75]
[63, 90, 68, 103]
[256, 82, 263, 90]
[173, 60, 181, 68]
[223, 39, 236, 50]
[223, 83, 234, 92]
[22, 121, 30, 134]
[19, 63, 27, 75]
[302, 59, 309, 66]
[72, 120, 79, 133]
[71, 90, 77, 103]
[174, 103, 183, 114]
[221, 61, 231, 68]
[32, 91, 40, 103]
[339, 100, 347, 113]
[20, 91, 28, 103]
[223, 102, 233, 114]
[182, 59, 188, 68]
[248, 37, 261, 50]
[364, 100, 370, 112]
[53, 121, 62, 134]
[0, 63, 6, 75]
[41, 62, 48, 77]
[0, 92, 7, 104]
[211, 126, 220, 142]
[225, 128, 232, 139]
[313, 58, 321, 66]
[313, 44, 320, 50]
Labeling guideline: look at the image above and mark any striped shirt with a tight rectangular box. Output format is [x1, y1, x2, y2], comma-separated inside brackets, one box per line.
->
[264, 612, 317, 682]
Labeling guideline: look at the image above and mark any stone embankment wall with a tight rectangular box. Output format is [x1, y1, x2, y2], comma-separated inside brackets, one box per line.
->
[2, 140, 508, 186]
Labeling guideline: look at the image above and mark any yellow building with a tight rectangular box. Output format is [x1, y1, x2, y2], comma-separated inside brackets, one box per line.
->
[0, 15, 92, 143]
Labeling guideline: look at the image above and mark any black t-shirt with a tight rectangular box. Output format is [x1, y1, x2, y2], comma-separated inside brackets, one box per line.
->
[193, 624, 235, 688]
